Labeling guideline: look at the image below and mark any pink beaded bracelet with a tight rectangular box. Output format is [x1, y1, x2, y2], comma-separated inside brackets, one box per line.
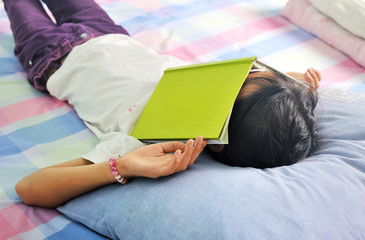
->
[109, 155, 129, 184]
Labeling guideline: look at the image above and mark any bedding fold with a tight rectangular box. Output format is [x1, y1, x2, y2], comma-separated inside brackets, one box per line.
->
[308, 0, 365, 39]
[281, 0, 365, 68]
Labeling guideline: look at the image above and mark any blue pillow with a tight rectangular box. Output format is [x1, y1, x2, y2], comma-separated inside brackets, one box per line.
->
[58, 88, 365, 239]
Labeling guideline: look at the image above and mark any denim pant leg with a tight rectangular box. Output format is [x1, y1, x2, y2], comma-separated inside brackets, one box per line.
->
[4, 0, 57, 89]
[5, 0, 129, 91]
[43, 0, 129, 36]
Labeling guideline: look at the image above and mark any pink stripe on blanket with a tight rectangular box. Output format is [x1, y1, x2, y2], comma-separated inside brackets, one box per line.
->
[0, 97, 66, 127]
[0, 22, 11, 34]
[162, 15, 289, 61]
[95, 0, 119, 4]
[320, 59, 365, 87]
[0, 205, 37, 238]
[16, 203, 60, 226]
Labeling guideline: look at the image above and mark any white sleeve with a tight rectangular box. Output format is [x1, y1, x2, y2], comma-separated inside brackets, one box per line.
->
[82, 134, 145, 164]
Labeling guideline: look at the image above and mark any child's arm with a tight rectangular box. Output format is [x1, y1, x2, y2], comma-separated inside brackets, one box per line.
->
[15, 137, 206, 208]
[287, 67, 321, 89]
[16, 158, 114, 208]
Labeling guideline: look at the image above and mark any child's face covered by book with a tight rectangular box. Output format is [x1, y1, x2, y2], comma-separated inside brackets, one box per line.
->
[237, 71, 276, 99]
[209, 71, 318, 169]
[208, 71, 275, 154]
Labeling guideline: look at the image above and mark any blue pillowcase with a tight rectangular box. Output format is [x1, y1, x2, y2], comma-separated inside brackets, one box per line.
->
[58, 88, 365, 239]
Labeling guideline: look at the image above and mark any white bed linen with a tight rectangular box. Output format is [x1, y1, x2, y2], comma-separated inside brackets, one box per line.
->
[309, 0, 365, 39]
[282, 0, 365, 68]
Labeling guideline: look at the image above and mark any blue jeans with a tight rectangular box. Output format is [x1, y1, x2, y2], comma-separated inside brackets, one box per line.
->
[4, 0, 129, 91]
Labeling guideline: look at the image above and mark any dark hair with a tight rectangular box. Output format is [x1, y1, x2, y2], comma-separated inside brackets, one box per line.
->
[208, 71, 318, 168]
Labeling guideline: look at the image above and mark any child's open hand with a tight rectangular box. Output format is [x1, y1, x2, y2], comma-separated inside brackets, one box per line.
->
[117, 136, 207, 179]
[286, 67, 322, 89]
[304, 67, 321, 89]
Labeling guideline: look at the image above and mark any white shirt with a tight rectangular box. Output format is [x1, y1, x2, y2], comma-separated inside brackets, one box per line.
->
[47, 34, 186, 163]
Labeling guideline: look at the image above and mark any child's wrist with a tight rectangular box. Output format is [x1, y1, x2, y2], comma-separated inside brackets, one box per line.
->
[109, 155, 130, 184]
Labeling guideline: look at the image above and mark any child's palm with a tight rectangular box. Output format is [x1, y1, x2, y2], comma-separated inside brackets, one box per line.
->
[118, 137, 207, 179]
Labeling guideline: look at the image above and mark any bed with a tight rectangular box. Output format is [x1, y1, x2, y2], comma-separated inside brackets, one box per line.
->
[1, 0, 365, 239]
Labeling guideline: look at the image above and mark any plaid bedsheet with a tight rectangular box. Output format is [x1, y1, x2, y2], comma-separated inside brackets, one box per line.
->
[1, 0, 364, 239]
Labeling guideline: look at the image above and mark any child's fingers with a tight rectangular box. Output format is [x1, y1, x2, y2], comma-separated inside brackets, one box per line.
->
[311, 68, 322, 89]
[188, 136, 205, 166]
[304, 70, 314, 87]
[196, 137, 208, 163]
[158, 149, 182, 177]
[159, 141, 186, 154]
[177, 139, 195, 171]
[307, 69, 317, 89]
[160, 137, 207, 174]
[176, 137, 204, 170]
[309, 68, 320, 89]
[305, 68, 320, 89]
[311, 67, 322, 81]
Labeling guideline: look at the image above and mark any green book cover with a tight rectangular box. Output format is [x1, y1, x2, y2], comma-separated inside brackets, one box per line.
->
[131, 57, 256, 144]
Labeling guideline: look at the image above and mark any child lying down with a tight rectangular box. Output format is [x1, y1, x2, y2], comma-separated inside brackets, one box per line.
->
[4, 0, 320, 207]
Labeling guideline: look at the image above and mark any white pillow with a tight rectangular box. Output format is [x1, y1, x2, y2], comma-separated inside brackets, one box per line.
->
[309, 0, 365, 39]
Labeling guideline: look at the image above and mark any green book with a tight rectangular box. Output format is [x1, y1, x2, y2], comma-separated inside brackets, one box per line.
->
[131, 57, 256, 144]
